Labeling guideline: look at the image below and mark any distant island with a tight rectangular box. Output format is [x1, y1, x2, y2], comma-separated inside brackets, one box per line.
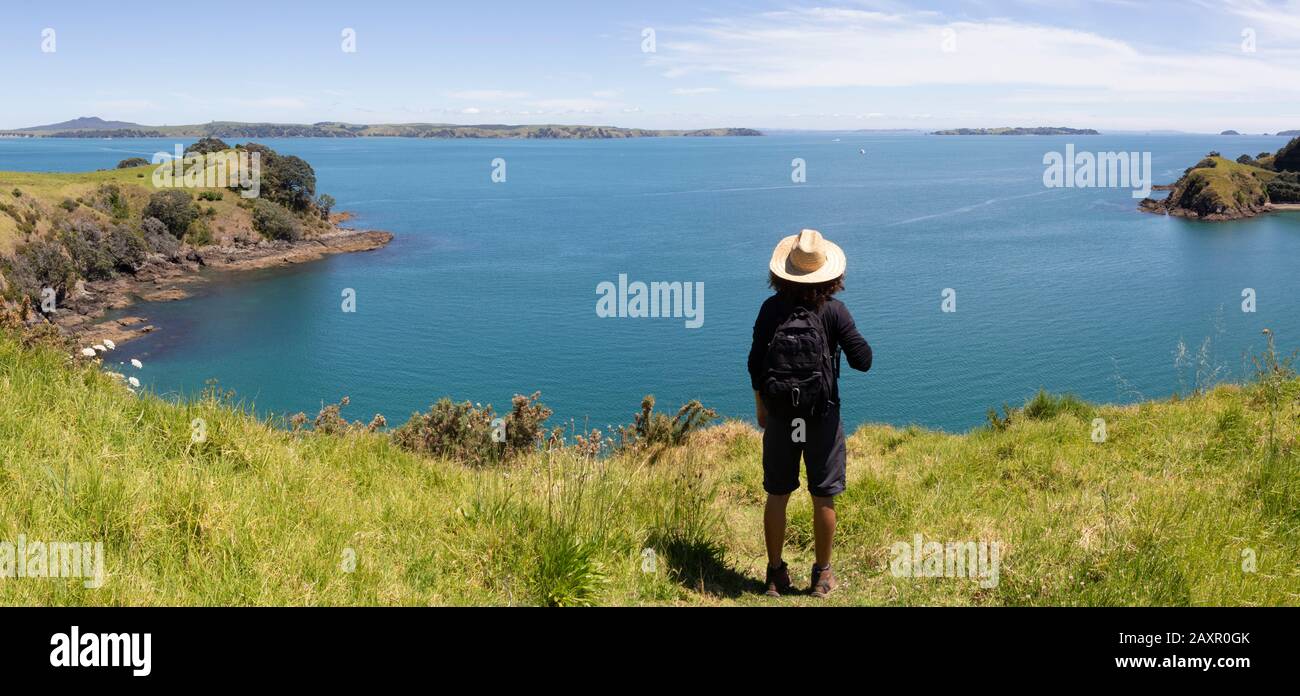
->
[931, 127, 1100, 136]
[1279, 130, 1300, 136]
[1220, 130, 1241, 135]
[1139, 136, 1300, 221]
[1, 116, 761, 139]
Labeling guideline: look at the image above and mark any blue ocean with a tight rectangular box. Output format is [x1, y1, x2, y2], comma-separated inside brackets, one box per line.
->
[4, 133, 1297, 432]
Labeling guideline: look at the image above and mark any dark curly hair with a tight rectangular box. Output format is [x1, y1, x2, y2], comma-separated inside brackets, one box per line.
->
[768, 271, 845, 309]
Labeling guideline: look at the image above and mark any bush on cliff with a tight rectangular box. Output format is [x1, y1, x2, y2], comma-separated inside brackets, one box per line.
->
[59, 220, 115, 281]
[240, 143, 317, 212]
[1266, 179, 1300, 203]
[143, 189, 198, 238]
[1274, 136, 1300, 173]
[140, 216, 181, 258]
[251, 199, 301, 241]
[184, 137, 230, 156]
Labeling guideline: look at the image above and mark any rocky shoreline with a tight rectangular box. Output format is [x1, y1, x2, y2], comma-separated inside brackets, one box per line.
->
[1138, 195, 1275, 221]
[51, 226, 392, 347]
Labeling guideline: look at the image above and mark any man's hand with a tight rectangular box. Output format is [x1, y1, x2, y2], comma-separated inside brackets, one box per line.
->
[754, 390, 768, 430]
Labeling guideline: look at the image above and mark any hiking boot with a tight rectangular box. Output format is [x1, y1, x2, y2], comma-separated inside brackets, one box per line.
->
[765, 562, 793, 597]
[810, 564, 837, 598]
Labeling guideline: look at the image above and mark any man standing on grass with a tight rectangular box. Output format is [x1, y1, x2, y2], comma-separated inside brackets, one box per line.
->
[749, 229, 873, 598]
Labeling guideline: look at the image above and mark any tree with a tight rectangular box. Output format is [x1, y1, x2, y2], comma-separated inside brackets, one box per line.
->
[268, 154, 316, 211]
[141, 216, 180, 258]
[316, 194, 335, 220]
[185, 137, 230, 156]
[143, 190, 198, 238]
[59, 220, 114, 281]
[106, 226, 148, 272]
[239, 143, 316, 211]
[251, 199, 301, 241]
[1274, 136, 1300, 172]
[17, 238, 75, 297]
[116, 157, 150, 168]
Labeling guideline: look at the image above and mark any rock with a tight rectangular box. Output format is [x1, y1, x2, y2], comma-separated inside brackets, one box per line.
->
[137, 287, 190, 302]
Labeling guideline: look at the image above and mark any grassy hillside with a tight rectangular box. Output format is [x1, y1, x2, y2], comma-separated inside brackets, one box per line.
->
[1166, 156, 1276, 218]
[0, 158, 333, 255]
[1, 330, 1296, 606]
[1146, 138, 1300, 219]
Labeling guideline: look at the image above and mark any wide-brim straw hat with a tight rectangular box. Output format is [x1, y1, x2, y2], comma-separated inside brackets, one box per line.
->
[769, 229, 846, 284]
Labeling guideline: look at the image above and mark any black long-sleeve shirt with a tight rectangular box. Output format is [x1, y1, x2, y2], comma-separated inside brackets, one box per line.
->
[748, 295, 873, 403]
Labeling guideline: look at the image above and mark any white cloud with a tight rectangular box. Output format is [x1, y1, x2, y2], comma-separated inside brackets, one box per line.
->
[530, 97, 616, 114]
[672, 87, 720, 95]
[446, 89, 530, 100]
[649, 7, 1300, 97]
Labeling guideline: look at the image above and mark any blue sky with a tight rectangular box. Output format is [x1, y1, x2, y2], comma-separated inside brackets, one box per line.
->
[3, 0, 1298, 132]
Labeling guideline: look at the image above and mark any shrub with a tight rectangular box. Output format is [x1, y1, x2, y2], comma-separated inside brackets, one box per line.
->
[503, 391, 554, 457]
[116, 157, 149, 169]
[393, 399, 498, 465]
[105, 226, 148, 272]
[185, 219, 214, 247]
[96, 183, 131, 220]
[615, 396, 717, 451]
[59, 220, 114, 281]
[143, 190, 197, 238]
[1266, 179, 1300, 203]
[59, 198, 78, 212]
[16, 238, 75, 296]
[250, 199, 301, 241]
[11, 188, 20, 198]
[198, 190, 223, 202]
[1022, 390, 1092, 421]
[141, 217, 180, 258]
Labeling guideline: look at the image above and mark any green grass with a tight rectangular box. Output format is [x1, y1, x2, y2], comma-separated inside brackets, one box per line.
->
[1169, 156, 1277, 216]
[1, 332, 1297, 606]
[0, 157, 332, 255]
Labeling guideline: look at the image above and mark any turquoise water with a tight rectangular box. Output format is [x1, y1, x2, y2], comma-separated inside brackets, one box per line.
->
[4, 134, 1298, 431]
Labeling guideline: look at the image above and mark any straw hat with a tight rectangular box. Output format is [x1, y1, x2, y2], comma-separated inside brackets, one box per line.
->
[769, 229, 846, 284]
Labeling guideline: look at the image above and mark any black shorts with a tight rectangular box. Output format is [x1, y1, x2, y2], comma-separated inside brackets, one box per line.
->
[761, 404, 847, 497]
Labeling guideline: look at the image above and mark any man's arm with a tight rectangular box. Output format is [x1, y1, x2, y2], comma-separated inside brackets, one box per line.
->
[834, 303, 873, 373]
[749, 300, 773, 428]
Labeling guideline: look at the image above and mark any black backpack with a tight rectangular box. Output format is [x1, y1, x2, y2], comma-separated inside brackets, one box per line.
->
[761, 306, 838, 416]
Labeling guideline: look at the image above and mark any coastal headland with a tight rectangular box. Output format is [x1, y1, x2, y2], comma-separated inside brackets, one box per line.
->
[0, 138, 393, 347]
